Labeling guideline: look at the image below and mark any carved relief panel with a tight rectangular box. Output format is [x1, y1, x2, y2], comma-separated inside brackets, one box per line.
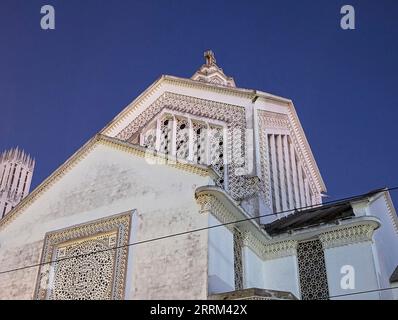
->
[34, 212, 132, 300]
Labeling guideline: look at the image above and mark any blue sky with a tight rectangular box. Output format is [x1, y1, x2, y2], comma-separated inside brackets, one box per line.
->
[0, 0, 397, 205]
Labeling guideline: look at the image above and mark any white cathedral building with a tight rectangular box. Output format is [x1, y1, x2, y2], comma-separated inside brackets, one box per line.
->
[0, 51, 397, 300]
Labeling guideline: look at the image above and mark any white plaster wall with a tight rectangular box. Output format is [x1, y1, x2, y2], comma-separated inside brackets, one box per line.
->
[0, 143, 210, 300]
[263, 256, 300, 299]
[367, 195, 398, 299]
[207, 214, 235, 294]
[391, 282, 398, 300]
[243, 247, 265, 289]
[325, 242, 380, 300]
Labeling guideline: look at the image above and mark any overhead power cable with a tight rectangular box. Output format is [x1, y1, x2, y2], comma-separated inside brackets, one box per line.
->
[0, 186, 397, 300]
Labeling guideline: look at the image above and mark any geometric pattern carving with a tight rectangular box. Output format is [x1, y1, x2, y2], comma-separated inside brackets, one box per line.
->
[51, 232, 116, 300]
[258, 110, 320, 212]
[34, 212, 132, 300]
[195, 193, 235, 232]
[116, 92, 256, 201]
[192, 121, 207, 165]
[319, 224, 375, 249]
[209, 125, 225, 184]
[142, 124, 156, 150]
[195, 192, 269, 260]
[159, 117, 173, 156]
[176, 117, 189, 160]
[262, 240, 298, 260]
[297, 239, 329, 300]
[233, 228, 244, 291]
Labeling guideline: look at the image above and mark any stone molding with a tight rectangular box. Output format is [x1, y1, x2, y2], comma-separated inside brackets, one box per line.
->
[319, 224, 376, 249]
[196, 192, 297, 260]
[262, 240, 298, 260]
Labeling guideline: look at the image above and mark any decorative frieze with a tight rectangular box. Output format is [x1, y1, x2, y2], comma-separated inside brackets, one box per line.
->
[319, 224, 375, 249]
[262, 240, 298, 260]
[115, 91, 259, 201]
[258, 111, 289, 130]
[196, 192, 299, 260]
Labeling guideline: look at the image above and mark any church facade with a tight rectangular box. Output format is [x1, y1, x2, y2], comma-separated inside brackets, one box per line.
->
[0, 51, 397, 300]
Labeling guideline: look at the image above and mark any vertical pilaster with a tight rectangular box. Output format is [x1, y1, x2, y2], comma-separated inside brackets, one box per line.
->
[289, 145, 300, 209]
[270, 135, 281, 213]
[188, 118, 194, 162]
[277, 135, 287, 211]
[304, 178, 311, 207]
[171, 115, 177, 159]
[155, 119, 161, 152]
[283, 135, 294, 211]
[297, 161, 306, 208]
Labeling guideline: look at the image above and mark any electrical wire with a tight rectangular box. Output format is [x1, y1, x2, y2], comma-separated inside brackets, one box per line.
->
[0, 186, 397, 300]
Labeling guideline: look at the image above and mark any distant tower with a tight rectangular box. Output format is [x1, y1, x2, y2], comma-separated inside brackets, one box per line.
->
[0, 148, 35, 218]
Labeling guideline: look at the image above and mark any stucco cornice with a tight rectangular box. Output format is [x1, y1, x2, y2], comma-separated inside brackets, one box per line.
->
[368, 190, 398, 235]
[319, 224, 376, 249]
[100, 74, 295, 137]
[271, 216, 381, 248]
[195, 186, 302, 260]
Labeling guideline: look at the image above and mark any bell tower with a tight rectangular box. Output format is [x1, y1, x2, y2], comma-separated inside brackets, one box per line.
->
[0, 148, 35, 218]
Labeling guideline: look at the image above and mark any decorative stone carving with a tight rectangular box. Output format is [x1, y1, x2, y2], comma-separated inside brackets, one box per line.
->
[262, 240, 298, 260]
[195, 192, 294, 261]
[241, 231, 267, 257]
[233, 228, 244, 290]
[191, 50, 236, 88]
[196, 194, 214, 215]
[319, 224, 375, 249]
[116, 92, 256, 201]
[258, 111, 289, 130]
[297, 239, 329, 300]
[34, 212, 132, 300]
[175, 117, 190, 160]
[257, 110, 320, 210]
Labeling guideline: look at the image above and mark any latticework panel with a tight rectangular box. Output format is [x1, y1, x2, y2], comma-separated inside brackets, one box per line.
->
[209, 125, 225, 185]
[159, 117, 173, 156]
[35, 212, 131, 300]
[142, 125, 156, 150]
[297, 239, 329, 300]
[176, 118, 189, 160]
[192, 121, 207, 165]
[116, 92, 256, 200]
[51, 232, 117, 300]
[233, 228, 244, 291]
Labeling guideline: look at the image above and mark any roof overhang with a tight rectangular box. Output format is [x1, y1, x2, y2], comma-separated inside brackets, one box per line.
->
[195, 185, 272, 241]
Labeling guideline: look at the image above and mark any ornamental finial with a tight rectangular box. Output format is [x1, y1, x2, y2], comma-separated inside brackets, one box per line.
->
[204, 50, 216, 66]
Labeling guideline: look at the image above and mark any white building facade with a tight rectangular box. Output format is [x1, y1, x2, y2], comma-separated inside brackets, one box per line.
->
[0, 51, 397, 300]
